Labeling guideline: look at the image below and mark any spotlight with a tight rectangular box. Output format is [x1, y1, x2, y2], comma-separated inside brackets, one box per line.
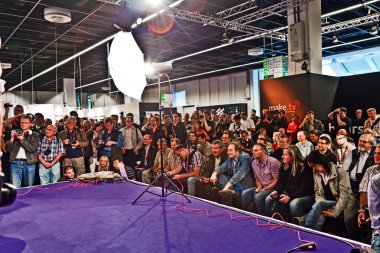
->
[222, 30, 235, 44]
[370, 23, 378, 35]
[332, 33, 339, 44]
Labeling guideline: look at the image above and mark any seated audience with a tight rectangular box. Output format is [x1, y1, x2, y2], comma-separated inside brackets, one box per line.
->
[242, 143, 280, 214]
[113, 157, 136, 180]
[345, 144, 380, 243]
[142, 139, 171, 184]
[58, 165, 76, 182]
[136, 134, 158, 182]
[266, 145, 314, 222]
[368, 173, 380, 253]
[295, 131, 314, 158]
[210, 143, 254, 207]
[316, 136, 337, 164]
[305, 151, 357, 231]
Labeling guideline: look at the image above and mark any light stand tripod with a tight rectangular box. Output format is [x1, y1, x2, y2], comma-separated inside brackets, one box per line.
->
[132, 74, 191, 205]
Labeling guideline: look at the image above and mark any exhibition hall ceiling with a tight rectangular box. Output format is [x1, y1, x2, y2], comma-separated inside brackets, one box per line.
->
[0, 0, 379, 93]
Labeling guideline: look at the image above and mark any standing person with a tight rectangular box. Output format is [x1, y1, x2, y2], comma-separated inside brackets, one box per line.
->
[120, 116, 143, 168]
[229, 115, 247, 139]
[167, 113, 187, 145]
[97, 117, 123, 161]
[266, 145, 314, 222]
[364, 108, 380, 141]
[58, 117, 88, 176]
[328, 107, 352, 139]
[287, 114, 300, 144]
[6, 115, 40, 188]
[352, 109, 365, 144]
[299, 110, 325, 135]
[38, 125, 64, 185]
[240, 112, 255, 138]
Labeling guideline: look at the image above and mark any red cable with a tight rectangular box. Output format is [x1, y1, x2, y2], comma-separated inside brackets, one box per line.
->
[17, 181, 92, 197]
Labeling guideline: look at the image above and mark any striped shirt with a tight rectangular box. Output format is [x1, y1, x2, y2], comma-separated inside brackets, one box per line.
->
[38, 136, 65, 161]
[359, 165, 380, 192]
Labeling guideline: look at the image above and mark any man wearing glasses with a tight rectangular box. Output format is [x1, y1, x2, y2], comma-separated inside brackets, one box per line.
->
[316, 136, 337, 164]
[346, 134, 376, 195]
[345, 144, 380, 243]
[120, 116, 143, 168]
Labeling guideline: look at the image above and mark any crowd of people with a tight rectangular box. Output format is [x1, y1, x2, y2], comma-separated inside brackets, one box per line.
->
[1, 104, 379, 251]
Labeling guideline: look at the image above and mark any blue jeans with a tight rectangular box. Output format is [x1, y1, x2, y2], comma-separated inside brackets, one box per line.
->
[372, 234, 380, 253]
[265, 194, 314, 221]
[39, 162, 61, 185]
[11, 160, 36, 188]
[305, 200, 337, 231]
[241, 187, 273, 215]
[187, 177, 200, 196]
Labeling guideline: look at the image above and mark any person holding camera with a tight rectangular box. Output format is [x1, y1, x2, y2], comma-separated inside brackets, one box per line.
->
[58, 116, 88, 176]
[265, 145, 314, 222]
[6, 115, 40, 188]
[299, 110, 324, 135]
[97, 117, 123, 162]
[304, 151, 356, 231]
[328, 107, 352, 138]
[38, 125, 64, 185]
[228, 115, 247, 140]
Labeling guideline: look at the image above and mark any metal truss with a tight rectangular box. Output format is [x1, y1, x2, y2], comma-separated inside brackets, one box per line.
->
[168, 8, 286, 40]
[322, 13, 380, 34]
[233, 0, 315, 26]
[97, 0, 125, 5]
[215, 0, 257, 20]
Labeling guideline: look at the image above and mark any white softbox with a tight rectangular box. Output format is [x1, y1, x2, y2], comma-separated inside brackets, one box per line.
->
[108, 32, 146, 100]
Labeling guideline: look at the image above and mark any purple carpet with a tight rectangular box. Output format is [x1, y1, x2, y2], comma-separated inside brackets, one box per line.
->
[0, 181, 362, 253]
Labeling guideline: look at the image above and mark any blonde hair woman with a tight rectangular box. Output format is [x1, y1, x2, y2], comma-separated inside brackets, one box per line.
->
[98, 156, 109, 172]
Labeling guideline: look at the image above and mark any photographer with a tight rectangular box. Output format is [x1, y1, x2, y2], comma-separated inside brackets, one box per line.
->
[58, 117, 88, 176]
[5, 115, 40, 188]
[328, 107, 352, 138]
[228, 115, 247, 139]
[38, 125, 64, 185]
[97, 117, 123, 162]
[299, 110, 324, 135]
[5, 104, 24, 130]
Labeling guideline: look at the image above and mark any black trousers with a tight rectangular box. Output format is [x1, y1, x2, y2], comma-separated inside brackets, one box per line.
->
[122, 149, 137, 168]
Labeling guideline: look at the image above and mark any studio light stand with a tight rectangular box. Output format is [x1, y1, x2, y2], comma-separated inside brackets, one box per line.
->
[132, 66, 191, 205]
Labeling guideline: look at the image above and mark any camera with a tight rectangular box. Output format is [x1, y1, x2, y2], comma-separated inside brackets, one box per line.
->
[271, 192, 281, 201]
[4, 103, 13, 108]
[334, 110, 340, 115]
[15, 129, 23, 136]
[44, 148, 51, 156]
[69, 140, 77, 145]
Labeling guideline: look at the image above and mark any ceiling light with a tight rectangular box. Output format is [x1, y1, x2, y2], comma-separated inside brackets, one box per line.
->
[370, 23, 378, 35]
[332, 34, 339, 44]
[44, 7, 71, 24]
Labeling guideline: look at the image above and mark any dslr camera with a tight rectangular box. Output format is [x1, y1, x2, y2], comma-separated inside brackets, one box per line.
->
[69, 140, 77, 145]
[15, 129, 23, 136]
[4, 103, 13, 108]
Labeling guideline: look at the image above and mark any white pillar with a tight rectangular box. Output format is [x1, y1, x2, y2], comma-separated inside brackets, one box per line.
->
[287, 0, 322, 75]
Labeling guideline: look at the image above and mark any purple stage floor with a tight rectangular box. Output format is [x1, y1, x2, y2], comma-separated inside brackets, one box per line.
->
[0, 181, 367, 253]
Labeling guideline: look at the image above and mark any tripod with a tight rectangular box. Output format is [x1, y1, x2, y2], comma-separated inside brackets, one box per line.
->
[132, 74, 191, 205]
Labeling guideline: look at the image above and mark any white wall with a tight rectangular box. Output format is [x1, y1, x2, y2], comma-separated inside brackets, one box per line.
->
[141, 71, 253, 112]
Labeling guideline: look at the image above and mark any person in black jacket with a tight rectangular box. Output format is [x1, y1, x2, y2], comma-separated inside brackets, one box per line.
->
[167, 113, 187, 145]
[265, 145, 314, 222]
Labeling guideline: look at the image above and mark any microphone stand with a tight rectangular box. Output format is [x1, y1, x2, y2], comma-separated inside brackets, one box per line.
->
[132, 74, 191, 205]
